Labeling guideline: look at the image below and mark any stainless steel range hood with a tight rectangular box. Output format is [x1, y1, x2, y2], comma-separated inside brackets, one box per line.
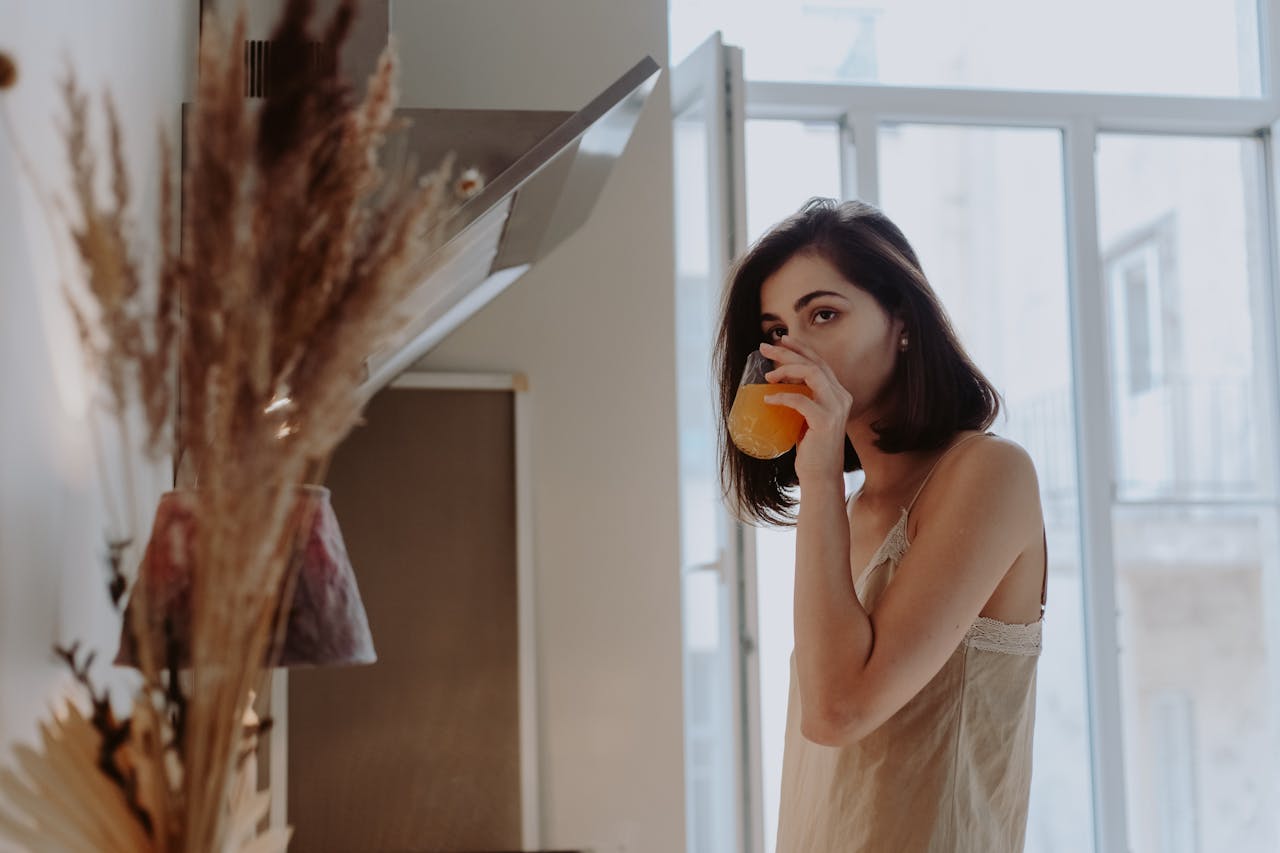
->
[222, 0, 661, 396]
[362, 55, 660, 394]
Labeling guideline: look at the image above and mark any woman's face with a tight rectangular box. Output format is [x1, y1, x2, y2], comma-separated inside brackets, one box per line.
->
[757, 251, 905, 423]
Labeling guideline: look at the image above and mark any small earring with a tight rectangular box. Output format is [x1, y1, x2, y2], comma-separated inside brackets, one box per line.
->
[899, 335, 909, 351]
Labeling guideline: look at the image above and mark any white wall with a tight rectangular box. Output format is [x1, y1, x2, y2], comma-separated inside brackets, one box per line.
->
[0, 0, 192, 764]
[393, 2, 684, 851]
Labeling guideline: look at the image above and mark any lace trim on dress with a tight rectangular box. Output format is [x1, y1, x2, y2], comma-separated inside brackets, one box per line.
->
[859, 508, 910, 580]
[963, 616, 1042, 657]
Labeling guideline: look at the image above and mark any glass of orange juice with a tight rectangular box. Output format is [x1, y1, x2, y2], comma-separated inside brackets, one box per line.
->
[728, 351, 814, 459]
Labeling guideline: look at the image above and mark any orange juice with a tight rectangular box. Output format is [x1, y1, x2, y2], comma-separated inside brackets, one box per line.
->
[728, 383, 814, 459]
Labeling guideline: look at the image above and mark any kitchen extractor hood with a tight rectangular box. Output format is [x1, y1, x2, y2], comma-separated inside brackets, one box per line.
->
[216, 0, 661, 396]
[363, 56, 660, 393]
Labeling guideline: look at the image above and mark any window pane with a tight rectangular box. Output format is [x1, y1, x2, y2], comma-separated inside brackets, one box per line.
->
[1097, 135, 1274, 503]
[743, 118, 841, 853]
[670, 0, 1260, 97]
[1110, 505, 1280, 853]
[879, 123, 1095, 852]
[745, 120, 843, 242]
[1097, 134, 1280, 853]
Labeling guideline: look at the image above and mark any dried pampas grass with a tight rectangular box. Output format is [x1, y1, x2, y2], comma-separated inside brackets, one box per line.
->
[1, 0, 477, 849]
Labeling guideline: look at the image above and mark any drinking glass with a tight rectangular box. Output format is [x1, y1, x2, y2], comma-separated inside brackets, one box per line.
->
[728, 351, 813, 459]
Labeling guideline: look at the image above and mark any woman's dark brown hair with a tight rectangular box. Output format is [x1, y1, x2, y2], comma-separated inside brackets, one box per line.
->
[714, 198, 1001, 527]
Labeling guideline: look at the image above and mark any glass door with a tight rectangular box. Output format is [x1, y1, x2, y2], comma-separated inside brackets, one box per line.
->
[672, 32, 761, 853]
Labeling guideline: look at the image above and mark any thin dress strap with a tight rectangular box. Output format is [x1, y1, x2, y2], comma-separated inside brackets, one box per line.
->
[903, 430, 995, 515]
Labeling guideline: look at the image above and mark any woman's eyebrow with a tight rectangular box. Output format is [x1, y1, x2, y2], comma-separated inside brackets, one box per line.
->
[760, 290, 849, 323]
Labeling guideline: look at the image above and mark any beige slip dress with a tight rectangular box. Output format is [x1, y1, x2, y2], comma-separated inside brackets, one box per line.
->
[775, 431, 1047, 853]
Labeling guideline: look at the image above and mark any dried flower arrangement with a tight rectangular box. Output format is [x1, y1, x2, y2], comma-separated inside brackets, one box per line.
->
[0, 1, 480, 849]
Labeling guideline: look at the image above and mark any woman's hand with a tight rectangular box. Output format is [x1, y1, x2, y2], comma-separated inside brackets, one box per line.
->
[759, 338, 852, 484]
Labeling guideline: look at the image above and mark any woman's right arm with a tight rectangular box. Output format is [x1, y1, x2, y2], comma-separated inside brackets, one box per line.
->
[757, 338, 874, 744]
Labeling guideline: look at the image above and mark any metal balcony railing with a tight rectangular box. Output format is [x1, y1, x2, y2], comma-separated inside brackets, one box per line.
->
[1005, 376, 1262, 506]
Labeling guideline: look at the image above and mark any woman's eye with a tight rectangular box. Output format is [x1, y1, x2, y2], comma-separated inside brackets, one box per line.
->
[765, 327, 786, 341]
[814, 309, 837, 324]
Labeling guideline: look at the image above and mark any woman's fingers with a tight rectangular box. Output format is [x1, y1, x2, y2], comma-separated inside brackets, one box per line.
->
[759, 340, 800, 362]
[758, 340, 850, 479]
[762, 337, 821, 362]
[758, 339, 850, 407]
[760, 339, 829, 375]
[760, 341, 839, 388]
[763, 362, 819, 385]
[764, 335, 808, 355]
[762, 390, 818, 417]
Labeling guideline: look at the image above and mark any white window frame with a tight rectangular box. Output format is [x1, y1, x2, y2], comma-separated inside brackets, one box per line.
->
[714, 3, 1280, 850]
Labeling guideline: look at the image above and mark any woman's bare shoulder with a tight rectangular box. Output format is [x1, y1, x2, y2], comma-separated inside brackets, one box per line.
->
[909, 433, 1041, 538]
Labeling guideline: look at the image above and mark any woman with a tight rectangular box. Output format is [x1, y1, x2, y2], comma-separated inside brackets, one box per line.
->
[715, 198, 1047, 852]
